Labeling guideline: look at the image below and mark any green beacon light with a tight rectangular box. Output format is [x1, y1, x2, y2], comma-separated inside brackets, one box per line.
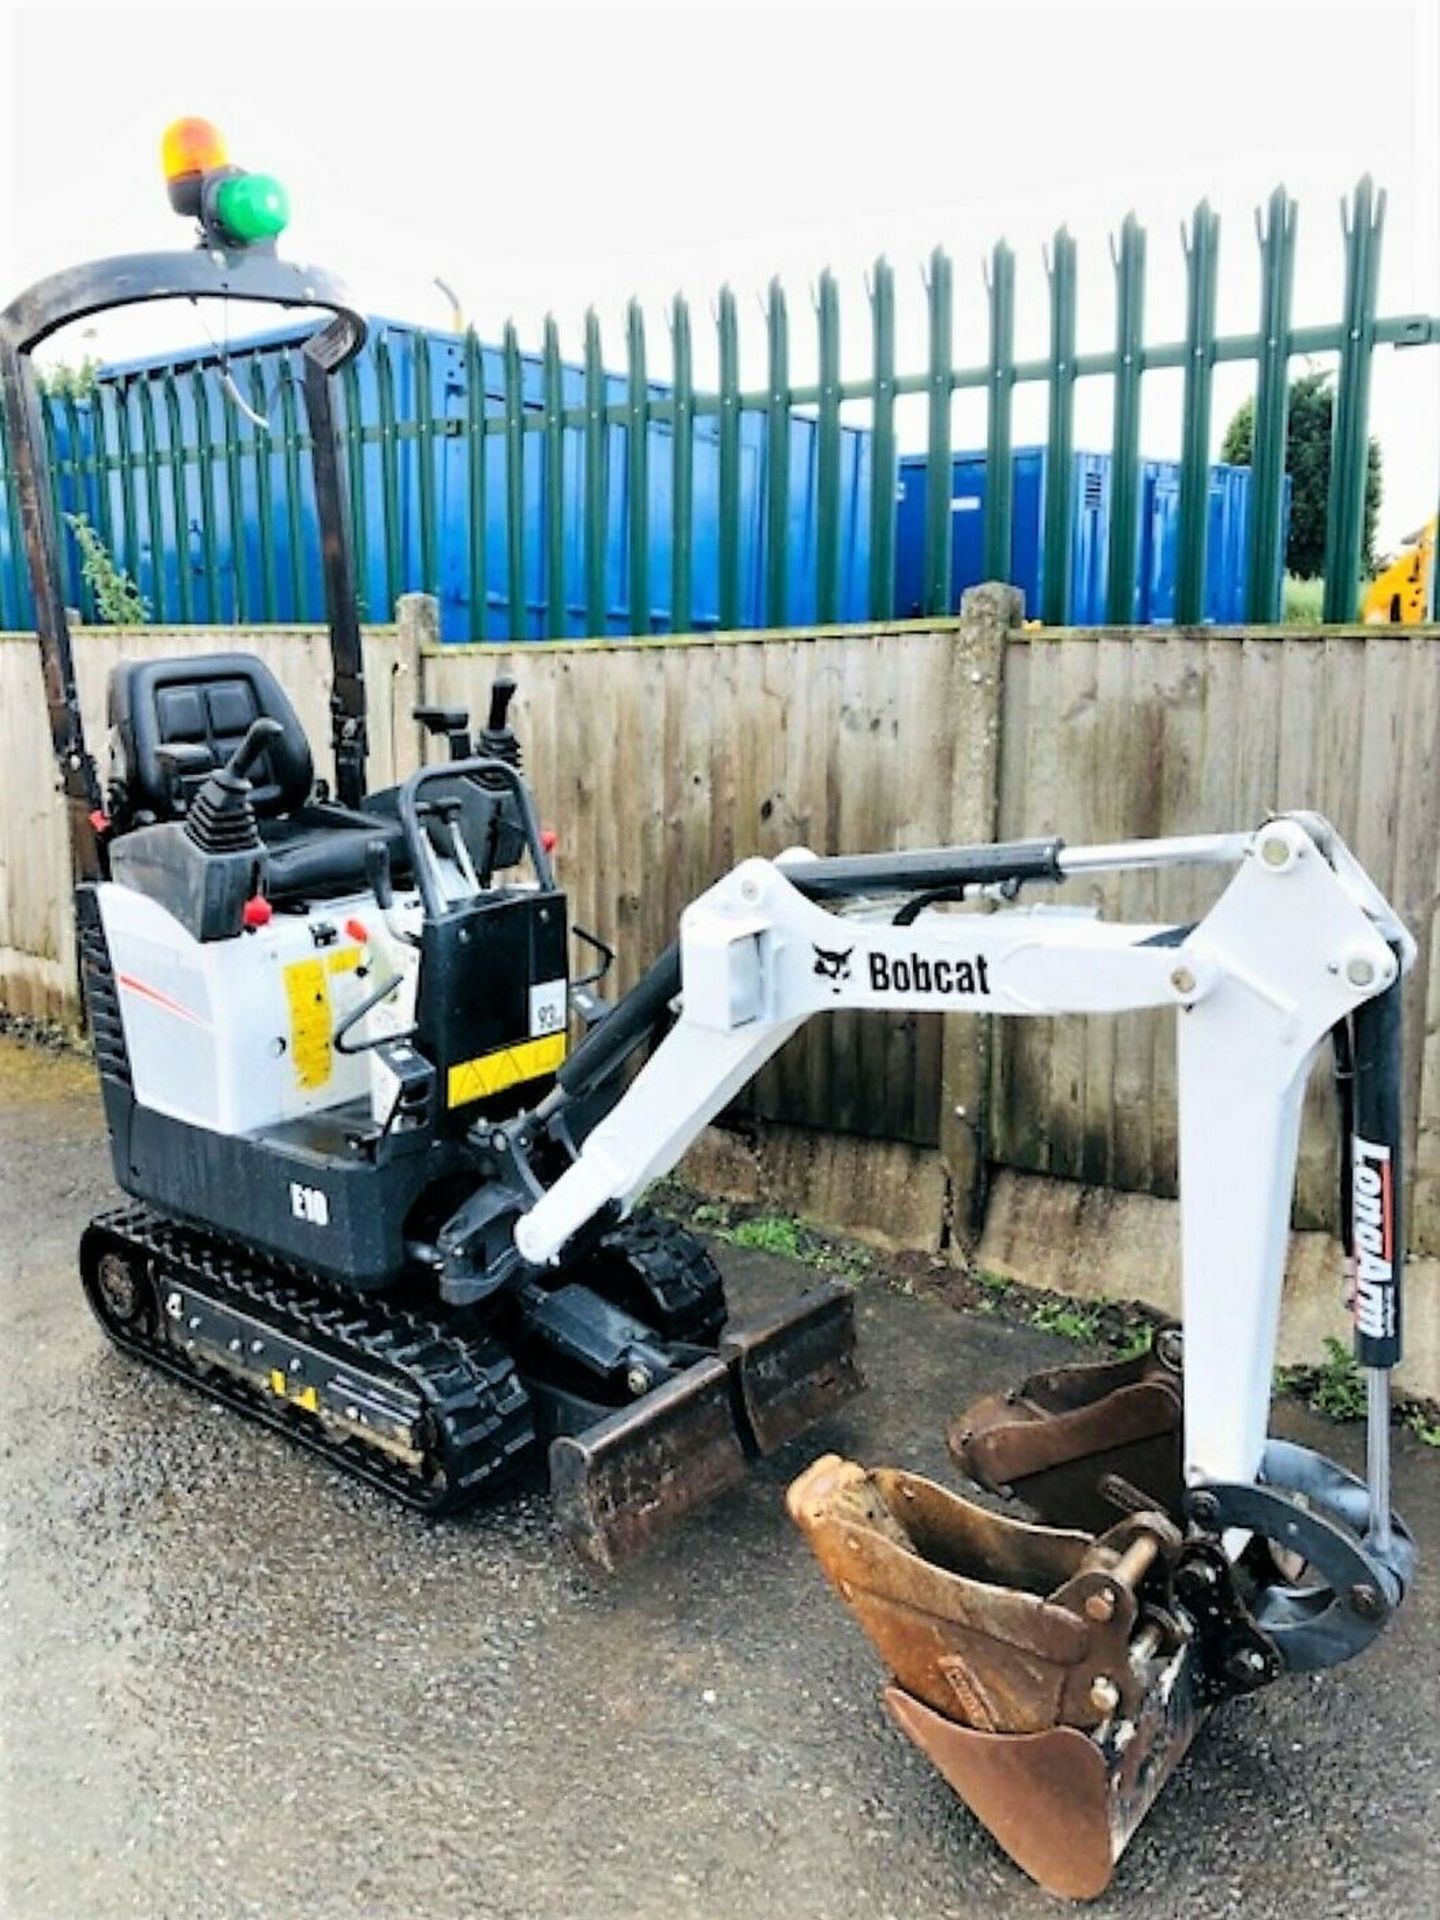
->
[160, 118, 290, 250]
[212, 172, 291, 246]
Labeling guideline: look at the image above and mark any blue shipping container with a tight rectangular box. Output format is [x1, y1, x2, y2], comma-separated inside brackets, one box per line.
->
[17, 320, 872, 643]
[895, 446, 1285, 624]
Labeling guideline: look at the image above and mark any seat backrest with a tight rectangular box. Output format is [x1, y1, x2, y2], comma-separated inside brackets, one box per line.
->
[108, 652, 314, 821]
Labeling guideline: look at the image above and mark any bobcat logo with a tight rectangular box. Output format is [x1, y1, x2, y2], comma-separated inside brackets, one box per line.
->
[812, 944, 854, 994]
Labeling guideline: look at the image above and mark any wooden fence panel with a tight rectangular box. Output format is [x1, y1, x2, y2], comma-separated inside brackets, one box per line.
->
[995, 628, 1440, 1254]
[423, 613, 1006, 1148]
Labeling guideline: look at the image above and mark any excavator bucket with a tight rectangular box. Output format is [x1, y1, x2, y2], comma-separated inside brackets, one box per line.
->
[787, 1453, 1200, 1899]
[553, 1280, 861, 1571]
[883, 1678, 1202, 1901]
[948, 1339, 1184, 1533]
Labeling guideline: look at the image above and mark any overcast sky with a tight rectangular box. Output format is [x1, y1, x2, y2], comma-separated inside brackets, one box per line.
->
[3, 0, 1437, 549]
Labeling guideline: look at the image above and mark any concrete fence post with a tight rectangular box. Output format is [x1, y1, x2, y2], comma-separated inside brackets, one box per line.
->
[938, 581, 1020, 1245]
[394, 593, 440, 776]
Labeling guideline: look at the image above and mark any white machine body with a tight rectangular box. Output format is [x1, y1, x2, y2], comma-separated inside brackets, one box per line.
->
[96, 880, 423, 1136]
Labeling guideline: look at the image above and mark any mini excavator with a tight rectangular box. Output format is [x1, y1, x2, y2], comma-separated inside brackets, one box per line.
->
[0, 120, 862, 1571]
[2, 123, 1417, 1896]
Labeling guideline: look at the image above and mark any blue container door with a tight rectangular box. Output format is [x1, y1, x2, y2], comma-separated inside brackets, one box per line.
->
[894, 448, 1045, 621]
[1203, 462, 1249, 623]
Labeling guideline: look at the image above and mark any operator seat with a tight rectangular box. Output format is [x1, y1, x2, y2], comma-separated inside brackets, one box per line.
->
[107, 652, 408, 903]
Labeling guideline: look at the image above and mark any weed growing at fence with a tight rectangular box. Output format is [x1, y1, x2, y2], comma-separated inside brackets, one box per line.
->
[1277, 1335, 1368, 1419]
[660, 1188, 871, 1280]
[64, 514, 149, 625]
[1277, 1334, 1440, 1446]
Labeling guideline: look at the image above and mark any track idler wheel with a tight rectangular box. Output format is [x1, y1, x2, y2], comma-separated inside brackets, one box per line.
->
[92, 1246, 154, 1332]
[787, 1455, 1200, 1898]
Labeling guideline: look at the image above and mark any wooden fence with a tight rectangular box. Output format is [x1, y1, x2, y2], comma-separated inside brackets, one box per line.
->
[993, 628, 1440, 1253]
[1, 597, 1436, 1258]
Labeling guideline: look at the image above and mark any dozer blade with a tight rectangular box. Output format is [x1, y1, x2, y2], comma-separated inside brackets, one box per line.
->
[551, 1283, 861, 1573]
[549, 1356, 746, 1573]
[721, 1277, 863, 1455]
[885, 1663, 1203, 1901]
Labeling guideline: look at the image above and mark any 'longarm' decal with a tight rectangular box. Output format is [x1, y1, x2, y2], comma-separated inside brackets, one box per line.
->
[1352, 1134, 1397, 1344]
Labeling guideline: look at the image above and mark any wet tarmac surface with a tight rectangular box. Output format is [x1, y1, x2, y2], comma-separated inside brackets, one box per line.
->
[1, 1037, 1436, 1919]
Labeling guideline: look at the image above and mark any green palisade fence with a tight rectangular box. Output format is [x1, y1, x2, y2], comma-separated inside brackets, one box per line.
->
[2, 179, 1435, 637]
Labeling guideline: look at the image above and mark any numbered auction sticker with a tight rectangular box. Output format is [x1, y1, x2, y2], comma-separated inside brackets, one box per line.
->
[529, 979, 567, 1037]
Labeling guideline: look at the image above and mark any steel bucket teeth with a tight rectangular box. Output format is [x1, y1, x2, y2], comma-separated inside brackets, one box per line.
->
[722, 1278, 863, 1455]
[788, 1453, 1195, 1896]
[550, 1356, 747, 1572]
[552, 1285, 861, 1572]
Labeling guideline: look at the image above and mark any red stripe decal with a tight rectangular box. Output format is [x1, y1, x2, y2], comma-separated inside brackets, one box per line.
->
[116, 973, 211, 1030]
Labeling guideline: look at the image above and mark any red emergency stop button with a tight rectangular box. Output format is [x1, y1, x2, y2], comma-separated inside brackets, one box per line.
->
[242, 896, 273, 929]
[345, 917, 369, 944]
[541, 829, 558, 854]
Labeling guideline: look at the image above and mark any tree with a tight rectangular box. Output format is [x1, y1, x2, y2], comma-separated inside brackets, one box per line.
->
[1220, 369, 1382, 579]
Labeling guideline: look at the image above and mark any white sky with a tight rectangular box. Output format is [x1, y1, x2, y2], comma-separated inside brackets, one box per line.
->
[3, 0, 1437, 549]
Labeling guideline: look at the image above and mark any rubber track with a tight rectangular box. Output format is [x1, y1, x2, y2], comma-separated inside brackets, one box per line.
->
[82, 1205, 535, 1514]
[593, 1212, 727, 1344]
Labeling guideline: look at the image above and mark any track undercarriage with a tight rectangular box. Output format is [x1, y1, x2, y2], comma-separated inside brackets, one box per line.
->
[82, 1203, 859, 1565]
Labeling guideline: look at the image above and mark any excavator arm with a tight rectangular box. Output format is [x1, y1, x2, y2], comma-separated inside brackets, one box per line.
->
[520, 813, 1407, 1493]
[513, 813, 1416, 1895]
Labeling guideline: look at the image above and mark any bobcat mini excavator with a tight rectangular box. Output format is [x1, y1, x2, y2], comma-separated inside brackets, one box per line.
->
[4, 125, 1418, 1894]
[0, 121, 862, 1570]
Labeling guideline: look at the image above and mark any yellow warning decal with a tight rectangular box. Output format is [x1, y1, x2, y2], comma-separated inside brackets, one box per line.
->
[447, 1032, 567, 1109]
[283, 958, 332, 1089]
[282, 948, 364, 1092]
[268, 1367, 319, 1413]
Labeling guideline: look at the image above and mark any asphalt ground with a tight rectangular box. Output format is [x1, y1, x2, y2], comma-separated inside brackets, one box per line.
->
[1, 1036, 1436, 1920]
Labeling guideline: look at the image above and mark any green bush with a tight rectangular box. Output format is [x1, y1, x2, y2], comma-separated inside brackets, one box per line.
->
[1282, 574, 1325, 625]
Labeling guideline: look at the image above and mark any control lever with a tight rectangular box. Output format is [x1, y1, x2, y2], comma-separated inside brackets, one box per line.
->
[417, 794, 482, 894]
[365, 838, 394, 910]
[414, 705, 473, 761]
[224, 716, 284, 783]
[169, 717, 284, 857]
[156, 717, 280, 814]
[486, 675, 517, 735]
[479, 675, 521, 771]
